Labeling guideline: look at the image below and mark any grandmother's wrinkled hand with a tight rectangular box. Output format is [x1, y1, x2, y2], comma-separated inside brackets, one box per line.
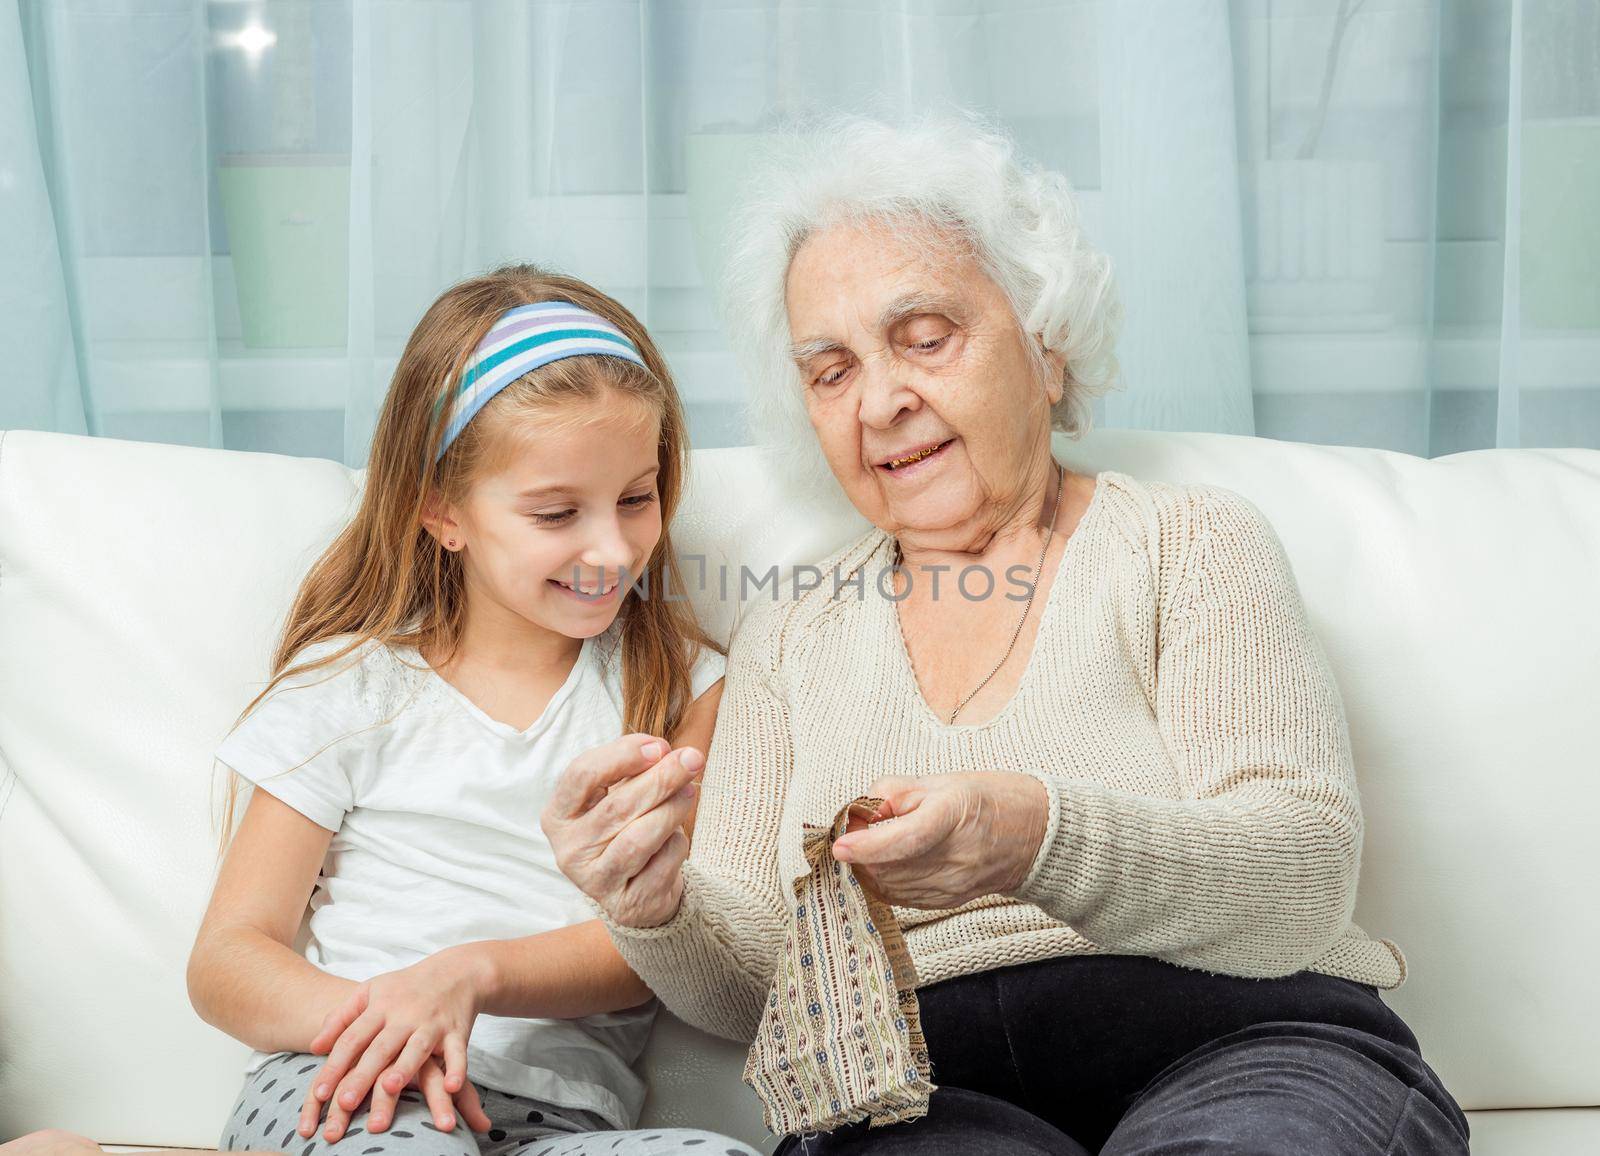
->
[830, 772, 1050, 909]
[542, 733, 703, 929]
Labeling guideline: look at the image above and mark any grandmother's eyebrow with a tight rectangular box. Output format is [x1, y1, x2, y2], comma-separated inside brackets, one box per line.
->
[788, 337, 848, 363]
[789, 294, 967, 363]
[876, 293, 965, 333]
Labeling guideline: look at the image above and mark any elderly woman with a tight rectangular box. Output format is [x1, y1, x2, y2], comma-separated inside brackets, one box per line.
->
[543, 116, 1468, 1154]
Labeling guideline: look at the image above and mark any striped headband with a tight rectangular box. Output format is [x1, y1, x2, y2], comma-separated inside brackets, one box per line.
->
[435, 300, 648, 461]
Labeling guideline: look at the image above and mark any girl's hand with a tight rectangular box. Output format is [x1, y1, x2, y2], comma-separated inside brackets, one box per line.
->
[306, 1054, 487, 1146]
[297, 947, 495, 1142]
[831, 772, 1050, 909]
[542, 734, 703, 929]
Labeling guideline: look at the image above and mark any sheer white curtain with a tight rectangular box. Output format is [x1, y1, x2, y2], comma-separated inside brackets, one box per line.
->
[4, 0, 1596, 466]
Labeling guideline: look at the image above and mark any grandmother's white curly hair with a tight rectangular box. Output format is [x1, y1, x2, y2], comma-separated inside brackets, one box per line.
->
[720, 110, 1124, 500]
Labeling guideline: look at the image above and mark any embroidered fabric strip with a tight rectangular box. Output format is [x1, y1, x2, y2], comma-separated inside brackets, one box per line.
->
[743, 797, 936, 1137]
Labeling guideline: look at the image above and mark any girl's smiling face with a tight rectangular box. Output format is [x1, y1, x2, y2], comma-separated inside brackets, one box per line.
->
[431, 392, 664, 639]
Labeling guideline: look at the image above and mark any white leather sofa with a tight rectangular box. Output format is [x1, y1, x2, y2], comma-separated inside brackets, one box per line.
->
[2, 426, 1597, 1155]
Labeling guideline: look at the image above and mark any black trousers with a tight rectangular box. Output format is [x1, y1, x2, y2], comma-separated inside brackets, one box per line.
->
[774, 953, 1469, 1155]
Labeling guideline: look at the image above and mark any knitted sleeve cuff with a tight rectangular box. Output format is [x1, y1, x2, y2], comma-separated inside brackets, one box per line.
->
[590, 865, 704, 943]
[1014, 774, 1079, 911]
[585, 863, 781, 1042]
[1014, 771, 1243, 918]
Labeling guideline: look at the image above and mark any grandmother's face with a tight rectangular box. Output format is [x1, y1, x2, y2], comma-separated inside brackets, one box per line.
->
[785, 220, 1063, 539]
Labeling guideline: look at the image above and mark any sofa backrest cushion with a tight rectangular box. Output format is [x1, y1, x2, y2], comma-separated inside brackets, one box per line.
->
[1, 428, 1596, 1147]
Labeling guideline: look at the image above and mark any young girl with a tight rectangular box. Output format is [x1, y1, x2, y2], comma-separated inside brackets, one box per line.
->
[187, 266, 756, 1156]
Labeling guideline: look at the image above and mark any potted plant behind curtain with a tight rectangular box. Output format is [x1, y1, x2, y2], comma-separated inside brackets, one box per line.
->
[217, 1, 350, 349]
[1521, 1, 1600, 332]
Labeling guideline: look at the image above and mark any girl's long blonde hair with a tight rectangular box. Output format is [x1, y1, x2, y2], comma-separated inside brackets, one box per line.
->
[215, 264, 719, 851]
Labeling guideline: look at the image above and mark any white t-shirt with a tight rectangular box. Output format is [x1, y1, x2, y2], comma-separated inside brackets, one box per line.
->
[213, 623, 725, 1128]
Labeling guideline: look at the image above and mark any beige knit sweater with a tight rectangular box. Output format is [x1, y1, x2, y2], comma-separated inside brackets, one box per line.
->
[603, 469, 1408, 1043]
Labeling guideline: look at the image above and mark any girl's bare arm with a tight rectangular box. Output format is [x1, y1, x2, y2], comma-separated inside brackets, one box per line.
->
[676, 677, 723, 844]
[186, 788, 356, 1053]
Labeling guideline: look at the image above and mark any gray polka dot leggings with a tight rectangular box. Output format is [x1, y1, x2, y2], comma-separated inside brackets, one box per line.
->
[221, 1052, 760, 1156]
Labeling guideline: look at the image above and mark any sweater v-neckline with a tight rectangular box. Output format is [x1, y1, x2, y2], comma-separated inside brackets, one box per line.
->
[884, 469, 1110, 732]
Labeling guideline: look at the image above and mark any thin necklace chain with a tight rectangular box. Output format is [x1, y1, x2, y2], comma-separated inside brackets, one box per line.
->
[896, 461, 1067, 726]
